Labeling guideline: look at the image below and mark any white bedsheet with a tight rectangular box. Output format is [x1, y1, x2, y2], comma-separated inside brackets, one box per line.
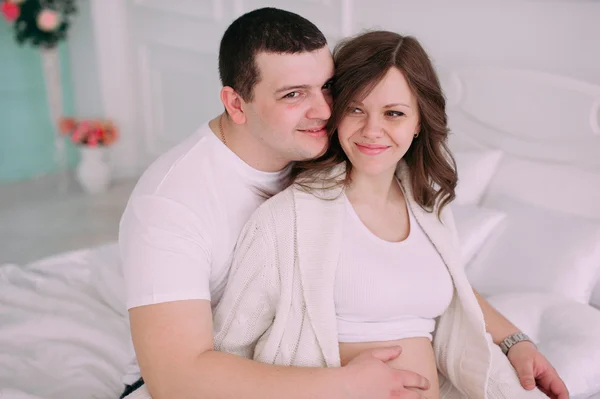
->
[0, 243, 131, 399]
[2, 242, 600, 399]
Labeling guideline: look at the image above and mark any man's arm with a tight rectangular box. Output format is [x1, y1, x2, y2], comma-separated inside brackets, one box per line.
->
[130, 300, 345, 399]
[130, 300, 429, 399]
[473, 289, 520, 344]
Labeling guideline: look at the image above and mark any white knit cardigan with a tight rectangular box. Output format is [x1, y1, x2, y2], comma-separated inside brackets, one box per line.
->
[212, 161, 547, 399]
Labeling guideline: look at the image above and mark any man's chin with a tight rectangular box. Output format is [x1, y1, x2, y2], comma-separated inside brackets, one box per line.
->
[306, 141, 329, 161]
[287, 136, 329, 162]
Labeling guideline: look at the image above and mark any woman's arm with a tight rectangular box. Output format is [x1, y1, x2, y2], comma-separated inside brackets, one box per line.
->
[473, 289, 521, 344]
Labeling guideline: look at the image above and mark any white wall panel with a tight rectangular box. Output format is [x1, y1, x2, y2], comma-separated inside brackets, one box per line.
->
[85, 0, 600, 177]
[125, 0, 229, 165]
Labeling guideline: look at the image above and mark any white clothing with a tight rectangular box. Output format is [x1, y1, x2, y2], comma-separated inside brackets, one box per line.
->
[118, 122, 287, 384]
[335, 193, 454, 343]
[212, 161, 548, 399]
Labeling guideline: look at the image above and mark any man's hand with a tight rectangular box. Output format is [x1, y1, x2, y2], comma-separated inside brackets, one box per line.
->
[508, 342, 569, 399]
[340, 346, 430, 399]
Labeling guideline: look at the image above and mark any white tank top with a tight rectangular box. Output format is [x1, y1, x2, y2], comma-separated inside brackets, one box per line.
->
[335, 192, 454, 343]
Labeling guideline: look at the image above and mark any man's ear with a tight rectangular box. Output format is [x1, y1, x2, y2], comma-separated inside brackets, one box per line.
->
[220, 87, 247, 124]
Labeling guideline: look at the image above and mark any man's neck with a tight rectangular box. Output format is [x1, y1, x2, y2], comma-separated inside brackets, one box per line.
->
[209, 115, 289, 173]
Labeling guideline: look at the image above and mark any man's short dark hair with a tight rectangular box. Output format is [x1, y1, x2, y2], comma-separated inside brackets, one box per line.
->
[218, 7, 327, 102]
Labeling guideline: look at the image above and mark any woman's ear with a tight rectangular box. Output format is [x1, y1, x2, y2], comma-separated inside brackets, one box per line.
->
[220, 87, 247, 124]
[414, 123, 421, 138]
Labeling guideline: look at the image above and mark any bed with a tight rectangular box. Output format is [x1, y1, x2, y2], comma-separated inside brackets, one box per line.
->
[0, 243, 130, 399]
[1, 68, 599, 399]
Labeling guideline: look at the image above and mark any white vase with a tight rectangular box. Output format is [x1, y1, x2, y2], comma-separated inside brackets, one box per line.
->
[76, 147, 111, 194]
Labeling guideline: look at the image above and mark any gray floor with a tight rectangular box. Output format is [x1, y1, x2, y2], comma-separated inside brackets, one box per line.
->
[0, 172, 138, 264]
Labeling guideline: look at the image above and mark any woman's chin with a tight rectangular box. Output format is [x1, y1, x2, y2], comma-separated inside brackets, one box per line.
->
[350, 162, 398, 179]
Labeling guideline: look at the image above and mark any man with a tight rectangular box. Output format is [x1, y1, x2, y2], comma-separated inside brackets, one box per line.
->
[119, 7, 568, 399]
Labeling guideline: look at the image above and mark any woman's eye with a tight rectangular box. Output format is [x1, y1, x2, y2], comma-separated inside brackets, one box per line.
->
[386, 111, 405, 117]
[347, 107, 362, 114]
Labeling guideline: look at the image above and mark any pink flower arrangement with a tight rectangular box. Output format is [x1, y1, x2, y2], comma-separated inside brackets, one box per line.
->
[59, 117, 119, 147]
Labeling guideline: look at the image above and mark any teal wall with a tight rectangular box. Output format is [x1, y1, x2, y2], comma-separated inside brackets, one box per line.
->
[0, 22, 78, 184]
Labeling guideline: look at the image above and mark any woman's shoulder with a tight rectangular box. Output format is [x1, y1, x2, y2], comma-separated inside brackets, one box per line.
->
[235, 187, 303, 254]
[262, 185, 296, 211]
[248, 177, 345, 230]
[244, 186, 297, 231]
[293, 162, 347, 200]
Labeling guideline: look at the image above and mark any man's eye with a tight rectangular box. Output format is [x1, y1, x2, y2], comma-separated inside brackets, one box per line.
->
[284, 92, 300, 99]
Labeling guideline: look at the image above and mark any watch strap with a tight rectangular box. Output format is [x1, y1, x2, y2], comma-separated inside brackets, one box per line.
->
[499, 332, 533, 355]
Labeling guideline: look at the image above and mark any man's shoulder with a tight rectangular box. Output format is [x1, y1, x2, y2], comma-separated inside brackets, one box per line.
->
[121, 123, 229, 226]
[130, 124, 221, 199]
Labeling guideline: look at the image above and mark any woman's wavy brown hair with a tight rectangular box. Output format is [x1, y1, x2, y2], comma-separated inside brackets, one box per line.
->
[287, 30, 458, 217]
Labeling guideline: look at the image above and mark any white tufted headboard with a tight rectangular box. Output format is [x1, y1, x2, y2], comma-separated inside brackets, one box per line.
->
[439, 68, 600, 311]
[440, 68, 600, 221]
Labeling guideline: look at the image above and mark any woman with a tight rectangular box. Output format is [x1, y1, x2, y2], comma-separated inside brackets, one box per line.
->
[212, 31, 548, 399]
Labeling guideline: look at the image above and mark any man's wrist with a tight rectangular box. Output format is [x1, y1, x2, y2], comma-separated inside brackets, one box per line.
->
[328, 366, 352, 399]
[498, 332, 535, 355]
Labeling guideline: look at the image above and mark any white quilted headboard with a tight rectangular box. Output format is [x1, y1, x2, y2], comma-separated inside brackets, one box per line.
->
[440, 68, 600, 220]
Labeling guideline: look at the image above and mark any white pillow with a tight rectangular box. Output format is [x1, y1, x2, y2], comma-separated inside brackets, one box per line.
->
[451, 203, 507, 265]
[466, 196, 600, 304]
[453, 149, 503, 205]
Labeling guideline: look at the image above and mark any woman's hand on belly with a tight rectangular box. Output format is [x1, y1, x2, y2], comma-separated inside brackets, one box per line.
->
[339, 338, 440, 399]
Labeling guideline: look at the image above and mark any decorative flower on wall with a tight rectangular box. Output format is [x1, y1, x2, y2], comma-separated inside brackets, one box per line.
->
[1, 0, 76, 49]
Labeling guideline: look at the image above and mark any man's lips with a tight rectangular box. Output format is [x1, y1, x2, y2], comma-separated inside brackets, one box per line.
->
[298, 126, 327, 137]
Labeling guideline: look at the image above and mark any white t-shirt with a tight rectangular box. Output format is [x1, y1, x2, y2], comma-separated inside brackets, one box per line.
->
[335, 193, 454, 343]
[119, 122, 288, 383]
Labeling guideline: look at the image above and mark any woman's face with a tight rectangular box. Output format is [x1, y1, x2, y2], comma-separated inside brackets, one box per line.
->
[337, 67, 420, 178]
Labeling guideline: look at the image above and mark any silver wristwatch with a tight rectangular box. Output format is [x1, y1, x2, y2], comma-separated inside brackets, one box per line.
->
[499, 332, 533, 355]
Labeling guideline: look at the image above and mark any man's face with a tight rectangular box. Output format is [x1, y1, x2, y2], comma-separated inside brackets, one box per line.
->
[243, 46, 334, 164]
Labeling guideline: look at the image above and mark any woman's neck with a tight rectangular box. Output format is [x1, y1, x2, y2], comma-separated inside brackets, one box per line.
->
[345, 166, 399, 208]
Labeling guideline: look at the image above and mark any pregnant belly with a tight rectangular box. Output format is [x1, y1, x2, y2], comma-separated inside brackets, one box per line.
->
[339, 337, 439, 399]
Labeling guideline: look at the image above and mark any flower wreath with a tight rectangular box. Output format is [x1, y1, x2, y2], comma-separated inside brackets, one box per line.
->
[1, 0, 77, 49]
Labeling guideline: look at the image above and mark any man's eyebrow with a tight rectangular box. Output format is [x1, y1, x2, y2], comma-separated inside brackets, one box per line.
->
[274, 78, 334, 95]
[350, 100, 411, 108]
[274, 84, 311, 95]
